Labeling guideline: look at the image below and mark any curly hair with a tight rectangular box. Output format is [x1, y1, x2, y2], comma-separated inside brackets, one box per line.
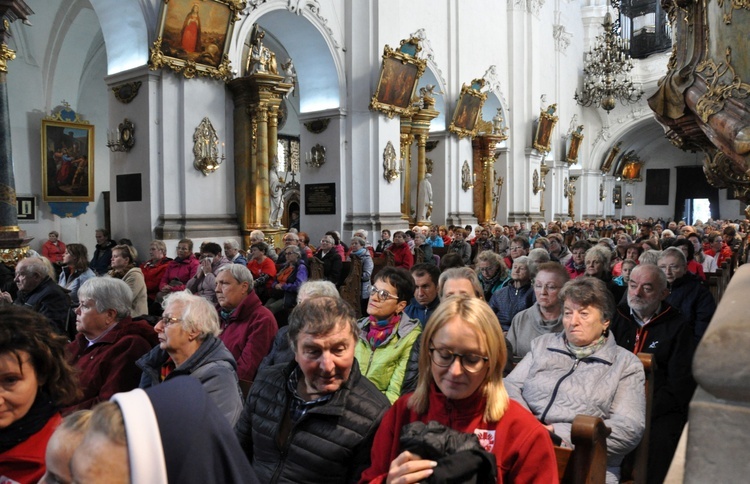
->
[0, 305, 79, 405]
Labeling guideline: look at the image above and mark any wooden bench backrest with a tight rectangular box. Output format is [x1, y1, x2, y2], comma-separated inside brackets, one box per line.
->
[339, 256, 363, 318]
[620, 352, 655, 484]
[414, 247, 425, 265]
[308, 256, 325, 281]
[556, 415, 610, 484]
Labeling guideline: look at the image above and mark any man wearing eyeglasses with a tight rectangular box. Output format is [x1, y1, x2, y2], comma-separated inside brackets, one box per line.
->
[276, 232, 307, 265]
[506, 262, 570, 359]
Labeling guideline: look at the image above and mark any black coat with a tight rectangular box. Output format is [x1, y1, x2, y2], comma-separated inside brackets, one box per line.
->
[315, 249, 342, 285]
[14, 276, 70, 334]
[666, 273, 716, 342]
[236, 359, 390, 483]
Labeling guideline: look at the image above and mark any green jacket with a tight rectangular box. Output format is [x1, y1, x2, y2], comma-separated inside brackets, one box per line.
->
[355, 312, 422, 404]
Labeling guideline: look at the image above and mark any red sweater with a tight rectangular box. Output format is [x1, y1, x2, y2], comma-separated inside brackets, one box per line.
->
[387, 243, 414, 270]
[0, 413, 62, 483]
[140, 257, 172, 299]
[247, 257, 277, 288]
[360, 384, 558, 483]
[42, 240, 66, 264]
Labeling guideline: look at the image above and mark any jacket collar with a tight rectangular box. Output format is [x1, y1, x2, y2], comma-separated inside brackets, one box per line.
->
[220, 290, 262, 324]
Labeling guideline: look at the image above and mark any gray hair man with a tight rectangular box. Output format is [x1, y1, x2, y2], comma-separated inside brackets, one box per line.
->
[236, 296, 390, 482]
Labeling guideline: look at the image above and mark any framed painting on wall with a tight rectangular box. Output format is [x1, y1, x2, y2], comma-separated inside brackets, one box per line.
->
[41, 119, 94, 202]
[449, 79, 488, 139]
[370, 37, 427, 118]
[149, 0, 245, 82]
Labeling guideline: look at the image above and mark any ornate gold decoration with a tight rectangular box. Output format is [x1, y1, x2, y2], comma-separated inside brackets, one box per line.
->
[0, 43, 16, 73]
[703, 150, 750, 200]
[600, 141, 622, 174]
[717, 0, 750, 24]
[0, 247, 30, 265]
[106, 119, 135, 153]
[193, 117, 225, 176]
[0, 182, 16, 208]
[532, 169, 541, 195]
[370, 38, 428, 119]
[695, 47, 750, 123]
[383, 141, 399, 183]
[305, 144, 326, 168]
[566, 126, 584, 165]
[112, 82, 142, 104]
[491, 174, 504, 223]
[449, 78, 488, 139]
[533, 104, 558, 154]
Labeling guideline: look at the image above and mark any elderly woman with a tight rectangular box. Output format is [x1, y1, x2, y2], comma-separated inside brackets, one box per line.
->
[360, 297, 558, 483]
[585, 245, 613, 282]
[58, 243, 95, 307]
[247, 242, 277, 298]
[158, 238, 199, 300]
[265, 245, 308, 315]
[439, 267, 484, 299]
[475, 250, 509, 301]
[108, 244, 148, 318]
[355, 266, 421, 403]
[386, 231, 414, 269]
[490, 255, 535, 331]
[413, 231, 433, 265]
[447, 228, 472, 265]
[566, 240, 591, 279]
[139, 240, 172, 310]
[0, 306, 79, 483]
[505, 277, 646, 483]
[137, 291, 244, 425]
[349, 235, 374, 314]
[65, 277, 158, 413]
[42, 231, 66, 268]
[186, 242, 230, 305]
[612, 242, 642, 277]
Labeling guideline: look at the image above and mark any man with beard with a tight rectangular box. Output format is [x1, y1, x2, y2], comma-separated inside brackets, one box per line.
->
[609, 264, 695, 484]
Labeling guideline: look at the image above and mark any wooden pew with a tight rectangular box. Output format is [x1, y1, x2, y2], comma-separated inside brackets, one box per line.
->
[620, 353, 655, 484]
[555, 415, 610, 484]
[308, 256, 325, 281]
[707, 270, 721, 305]
[414, 246, 425, 265]
[339, 256, 363, 318]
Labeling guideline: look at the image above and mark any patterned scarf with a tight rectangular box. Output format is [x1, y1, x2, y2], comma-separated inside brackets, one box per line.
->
[565, 334, 607, 359]
[366, 314, 401, 349]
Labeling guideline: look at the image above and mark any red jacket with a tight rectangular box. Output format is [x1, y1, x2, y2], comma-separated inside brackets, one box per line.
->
[0, 413, 62, 483]
[387, 243, 414, 270]
[159, 254, 199, 292]
[218, 290, 278, 384]
[65, 317, 158, 413]
[360, 384, 558, 483]
[42, 240, 66, 264]
[140, 257, 172, 299]
[247, 257, 277, 288]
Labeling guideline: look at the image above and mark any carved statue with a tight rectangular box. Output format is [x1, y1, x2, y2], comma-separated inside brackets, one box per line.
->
[281, 58, 297, 98]
[269, 162, 285, 227]
[418, 172, 433, 222]
[540, 94, 547, 113]
[492, 108, 504, 134]
[410, 28, 435, 61]
[566, 114, 578, 138]
[247, 24, 276, 75]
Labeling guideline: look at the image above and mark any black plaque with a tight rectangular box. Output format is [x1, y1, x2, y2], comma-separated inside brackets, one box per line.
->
[116, 173, 142, 202]
[305, 183, 336, 215]
[645, 169, 670, 205]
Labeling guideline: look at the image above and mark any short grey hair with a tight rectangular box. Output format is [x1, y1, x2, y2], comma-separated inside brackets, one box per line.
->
[297, 280, 339, 304]
[659, 246, 687, 266]
[353, 229, 368, 240]
[78, 277, 133, 320]
[631, 264, 668, 292]
[250, 230, 265, 241]
[223, 239, 240, 250]
[527, 248, 551, 277]
[17, 257, 49, 279]
[320, 235, 334, 245]
[585, 245, 612, 266]
[287, 296, 357, 351]
[162, 291, 220, 340]
[438, 267, 483, 299]
[639, 250, 661, 266]
[283, 245, 301, 257]
[216, 263, 254, 287]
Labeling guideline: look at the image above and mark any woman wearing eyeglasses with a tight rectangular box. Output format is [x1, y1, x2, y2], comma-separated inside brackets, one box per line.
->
[355, 267, 421, 404]
[360, 296, 558, 483]
[505, 277, 645, 483]
[136, 291, 243, 426]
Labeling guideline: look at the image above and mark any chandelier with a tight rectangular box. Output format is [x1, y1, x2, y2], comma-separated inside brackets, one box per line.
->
[574, 11, 643, 113]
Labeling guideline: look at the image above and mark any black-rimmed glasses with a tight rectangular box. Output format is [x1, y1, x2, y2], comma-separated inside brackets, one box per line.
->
[429, 347, 489, 373]
[368, 286, 399, 302]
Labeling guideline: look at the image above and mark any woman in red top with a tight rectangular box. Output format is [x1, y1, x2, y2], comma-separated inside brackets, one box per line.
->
[140, 240, 173, 310]
[247, 242, 277, 300]
[0, 306, 79, 483]
[705, 232, 733, 267]
[42, 231, 66, 265]
[360, 296, 557, 483]
[158, 238, 199, 299]
[386, 231, 414, 270]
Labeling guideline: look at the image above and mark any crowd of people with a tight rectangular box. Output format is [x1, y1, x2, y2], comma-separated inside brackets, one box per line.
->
[1, 215, 745, 483]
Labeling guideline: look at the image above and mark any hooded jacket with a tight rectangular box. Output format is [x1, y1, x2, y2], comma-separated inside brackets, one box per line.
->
[65, 317, 158, 413]
[137, 334, 243, 426]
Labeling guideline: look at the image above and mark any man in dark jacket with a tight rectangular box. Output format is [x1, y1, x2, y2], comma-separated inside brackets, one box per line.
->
[236, 296, 390, 483]
[314, 234, 342, 284]
[610, 264, 696, 484]
[1, 257, 70, 334]
[657, 247, 716, 342]
[90, 228, 117, 275]
[404, 263, 440, 327]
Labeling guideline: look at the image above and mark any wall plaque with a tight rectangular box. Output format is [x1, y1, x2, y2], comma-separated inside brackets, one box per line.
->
[305, 183, 336, 215]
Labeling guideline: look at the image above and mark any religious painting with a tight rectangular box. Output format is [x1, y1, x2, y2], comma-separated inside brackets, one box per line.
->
[149, 0, 245, 82]
[565, 126, 584, 165]
[41, 119, 94, 202]
[449, 80, 488, 139]
[532, 104, 559, 154]
[600, 141, 622, 174]
[370, 39, 427, 118]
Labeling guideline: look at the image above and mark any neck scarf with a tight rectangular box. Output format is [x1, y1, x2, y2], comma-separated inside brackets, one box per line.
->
[353, 248, 367, 257]
[366, 314, 400, 349]
[565, 334, 607, 359]
[480, 271, 502, 294]
[0, 392, 57, 453]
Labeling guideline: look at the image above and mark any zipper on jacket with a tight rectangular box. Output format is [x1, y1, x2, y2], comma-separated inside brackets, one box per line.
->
[540, 359, 580, 424]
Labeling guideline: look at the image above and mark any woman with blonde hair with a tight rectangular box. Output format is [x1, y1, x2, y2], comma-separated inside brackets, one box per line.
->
[360, 296, 557, 483]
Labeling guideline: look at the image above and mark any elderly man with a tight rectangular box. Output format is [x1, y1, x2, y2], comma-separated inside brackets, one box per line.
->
[137, 291, 244, 425]
[250, 229, 277, 262]
[214, 264, 277, 387]
[507, 262, 570, 358]
[1, 257, 70, 334]
[236, 296, 390, 482]
[186, 242, 229, 305]
[65, 277, 158, 413]
[223, 239, 248, 265]
[657, 247, 716, 342]
[610, 264, 696, 484]
[315, 234, 343, 284]
[276, 232, 308, 265]
[404, 263, 440, 327]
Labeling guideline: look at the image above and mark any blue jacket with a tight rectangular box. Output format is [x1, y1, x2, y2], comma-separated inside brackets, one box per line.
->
[404, 296, 440, 327]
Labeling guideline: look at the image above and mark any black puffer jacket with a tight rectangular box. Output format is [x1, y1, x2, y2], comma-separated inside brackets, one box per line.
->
[236, 359, 390, 483]
[665, 273, 716, 342]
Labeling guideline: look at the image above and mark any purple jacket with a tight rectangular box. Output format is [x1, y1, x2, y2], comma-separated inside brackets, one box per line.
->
[218, 290, 278, 384]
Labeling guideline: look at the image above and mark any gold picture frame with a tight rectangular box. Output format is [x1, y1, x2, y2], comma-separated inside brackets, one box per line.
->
[566, 126, 584, 165]
[600, 141, 622, 174]
[449, 79, 488, 139]
[42, 119, 95, 202]
[370, 37, 428, 119]
[533, 104, 559, 153]
[149, 0, 245, 82]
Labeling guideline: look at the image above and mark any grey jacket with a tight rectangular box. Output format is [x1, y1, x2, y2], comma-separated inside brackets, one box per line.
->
[137, 334, 244, 426]
[505, 332, 645, 483]
[506, 302, 563, 358]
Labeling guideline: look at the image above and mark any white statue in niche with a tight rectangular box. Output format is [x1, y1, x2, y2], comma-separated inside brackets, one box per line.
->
[281, 58, 297, 98]
[418, 173, 433, 222]
[269, 162, 285, 227]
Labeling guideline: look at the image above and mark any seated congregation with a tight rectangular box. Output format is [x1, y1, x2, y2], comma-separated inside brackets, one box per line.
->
[0, 216, 743, 483]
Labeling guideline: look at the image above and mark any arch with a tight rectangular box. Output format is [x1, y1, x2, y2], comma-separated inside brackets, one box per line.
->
[88, 0, 151, 75]
[588, 112, 661, 172]
[416, 65, 448, 132]
[230, 5, 343, 112]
